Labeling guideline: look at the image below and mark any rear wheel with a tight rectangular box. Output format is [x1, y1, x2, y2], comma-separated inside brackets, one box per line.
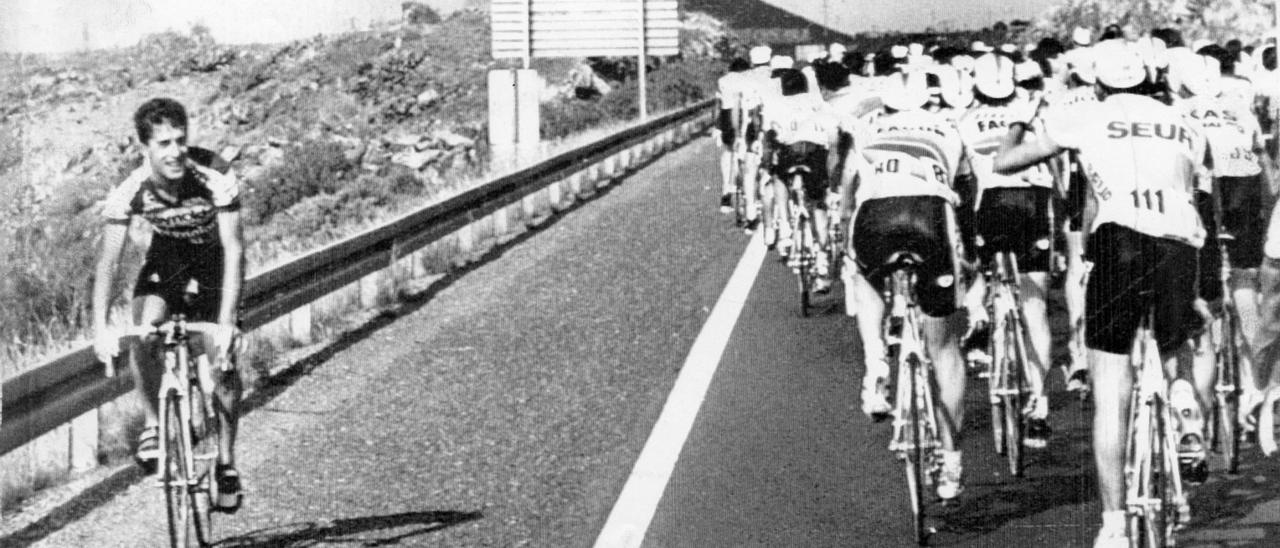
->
[796, 213, 812, 317]
[905, 354, 929, 545]
[1216, 314, 1242, 474]
[162, 392, 192, 547]
[988, 316, 1006, 455]
[1004, 314, 1026, 477]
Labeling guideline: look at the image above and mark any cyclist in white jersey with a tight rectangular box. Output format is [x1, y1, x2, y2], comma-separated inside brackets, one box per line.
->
[1170, 51, 1273, 429]
[763, 68, 841, 290]
[994, 40, 1212, 548]
[846, 69, 977, 502]
[716, 57, 754, 217]
[736, 46, 778, 234]
[958, 53, 1056, 449]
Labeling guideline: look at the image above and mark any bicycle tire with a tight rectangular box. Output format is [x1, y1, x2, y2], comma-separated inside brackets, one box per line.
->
[796, 213, 811, 317]
[906, 352, 929, 546]
[189, 382, 218, 547]
[733, 161, 747, 228]
[988, 311, 1006, 456]
[1216, 313, 1242, 474]
[1004, 311, 1028, 477]
[162, 391, 192, 548]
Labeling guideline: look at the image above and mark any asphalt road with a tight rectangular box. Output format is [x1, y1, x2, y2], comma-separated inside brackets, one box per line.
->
[11, 137, 1280, 547]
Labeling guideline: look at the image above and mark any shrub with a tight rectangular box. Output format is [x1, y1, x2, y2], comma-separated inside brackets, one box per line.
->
[402, 2, 443, 25]
[241, 141, 356, 225]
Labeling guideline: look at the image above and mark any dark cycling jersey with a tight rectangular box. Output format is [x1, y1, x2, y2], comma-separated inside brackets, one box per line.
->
[102, 147, 239, 245]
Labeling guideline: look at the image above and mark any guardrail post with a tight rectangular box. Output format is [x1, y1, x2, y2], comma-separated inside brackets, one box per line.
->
[69, 409, 97, 472]
[492, 207, 511, 238]
[548, 179, 564, 211]
[360, 272, 380, 309]
[289, 304, 313, 345]
[597, 156, 617, 189]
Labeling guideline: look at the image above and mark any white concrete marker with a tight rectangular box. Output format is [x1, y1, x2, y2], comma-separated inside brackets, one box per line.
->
[594, 232, 767, 548]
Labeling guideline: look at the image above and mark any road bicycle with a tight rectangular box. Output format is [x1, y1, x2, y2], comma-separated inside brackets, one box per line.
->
[1124, 311, 1191, 548]
[882, 253, 942, 546]
[982, 250, 1033, 477]
[784, 166, 820, 317]
[123, 316, 234, 547]
[1208, 184, 1246, 475]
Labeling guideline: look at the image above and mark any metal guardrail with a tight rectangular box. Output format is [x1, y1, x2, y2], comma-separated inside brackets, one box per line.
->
[0, 99, 715, 456]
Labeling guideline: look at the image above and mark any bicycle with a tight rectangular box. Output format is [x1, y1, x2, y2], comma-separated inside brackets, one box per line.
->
[881, 253, 942, 546]
[1124, 311, 1192, 547]
[1208, 233, 1244, 475]
[982, 250, 1033, 477]
[784, 165, 820, 317]
[121, 316, 234, 547]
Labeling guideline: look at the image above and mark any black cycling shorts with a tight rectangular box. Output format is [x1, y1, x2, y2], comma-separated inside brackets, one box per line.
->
[1217, 174, 1266, 269]
[1084, 223, 1202, 355]
[772, 142, 829, 205]
[974, 187, 1054, 273]
[853, 196, 958, 318]
[1066, 151, 1088, 232]
[717, 109, 735, 146]
[134, 239, 224, 322]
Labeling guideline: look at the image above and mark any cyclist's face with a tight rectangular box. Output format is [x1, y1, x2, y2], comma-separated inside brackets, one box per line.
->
[144, 122, 188, 182]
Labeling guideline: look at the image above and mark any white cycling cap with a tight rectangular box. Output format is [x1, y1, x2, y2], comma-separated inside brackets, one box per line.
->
[971, 40, 993, 53]
[891, 44, 909, 59]
[1093, 40, 1146, 89]
[1072, 27, 1092, 47]
[908, 43, 925, 57]
[1063, 46, 1096, 84]
[999, 43, 1017, 55]
[881, 70, 931, 111]
[973, 54, 1015, 99]
[749, 45, 773, 65]
[933, 65, 973, 108]
[1168, 52, 1221, 97]
[949, 54, 976, 75]
[770, 55, 794, 70]
[829, 42, 846, 58]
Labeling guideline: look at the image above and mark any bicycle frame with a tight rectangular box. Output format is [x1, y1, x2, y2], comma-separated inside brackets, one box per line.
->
[884, 266, 941, 545]
[985, 251, 1033, 476]
[1124, 319, 1190, 547]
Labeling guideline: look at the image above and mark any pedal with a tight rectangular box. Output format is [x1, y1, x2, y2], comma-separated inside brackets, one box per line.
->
[1179, 454, 1209, 484]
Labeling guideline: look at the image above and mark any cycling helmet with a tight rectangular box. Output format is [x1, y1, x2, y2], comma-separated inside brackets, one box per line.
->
[881, 70, 931, 111]
[1093, 41, 1145, 89]
[973, 53, 1015, 99]
[749, 45, 773, 66]
[770, 55, 794, 70]
[1072, 27, 1092, 47]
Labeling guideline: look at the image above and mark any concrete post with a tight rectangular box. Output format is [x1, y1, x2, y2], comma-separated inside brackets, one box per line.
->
[69, 409, 98, 472]
[489, 70, 517, 170]
[289, 304, 312, 345]
[516, 69, 540, 146]
[360, 272, 380, 309]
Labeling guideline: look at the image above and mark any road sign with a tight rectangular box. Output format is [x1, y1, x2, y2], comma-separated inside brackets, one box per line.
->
[492, 0, 680, 60]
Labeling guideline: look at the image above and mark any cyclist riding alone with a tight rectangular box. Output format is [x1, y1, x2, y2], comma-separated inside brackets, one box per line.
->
[994, 40, 1212, 548]
[844, 68, 977, 503]
[92, 97, 246, 513]
[762, 68, 841, 292]
[957, 53, 1056, 450]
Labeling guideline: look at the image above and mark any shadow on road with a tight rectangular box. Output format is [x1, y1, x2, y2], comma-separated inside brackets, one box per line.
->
[213, 510, 483, 547]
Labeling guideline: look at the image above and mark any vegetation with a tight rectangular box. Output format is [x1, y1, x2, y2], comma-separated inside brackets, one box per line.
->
[1037, 0, 1278, 43]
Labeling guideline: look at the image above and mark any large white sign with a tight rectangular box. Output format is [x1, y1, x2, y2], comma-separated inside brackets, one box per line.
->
[492, 0, 680, 60]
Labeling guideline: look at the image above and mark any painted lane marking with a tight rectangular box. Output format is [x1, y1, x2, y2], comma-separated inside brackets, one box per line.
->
[594, 232, 766, 548]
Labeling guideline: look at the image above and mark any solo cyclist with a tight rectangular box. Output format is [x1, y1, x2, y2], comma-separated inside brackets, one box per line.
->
[92, 97, 246, 513]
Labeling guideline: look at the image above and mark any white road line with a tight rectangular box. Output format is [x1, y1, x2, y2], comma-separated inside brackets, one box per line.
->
[593, 232, 766, 548]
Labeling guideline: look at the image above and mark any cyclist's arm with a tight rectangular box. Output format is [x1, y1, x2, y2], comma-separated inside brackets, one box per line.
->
[93, 221, 130, 370]
[993, 121, 1063, 175]
[216, 208, 244, 327]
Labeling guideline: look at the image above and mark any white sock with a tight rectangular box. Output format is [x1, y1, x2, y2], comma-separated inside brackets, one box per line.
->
[1100, 510, 1125, 531]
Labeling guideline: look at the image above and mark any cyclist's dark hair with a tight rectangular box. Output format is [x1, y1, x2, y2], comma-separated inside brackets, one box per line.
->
[1099, 24, 1123, 42]
[1151, 28, 1183, 49]
[842, 50, 864, 74]
[1263, 46, 1277, 71]
[778, 69, 808, 96]
[1226, 38, 1243, 56]
[728, 58, 751, 72]
[134, 98, 188, 144]
[873, 50, 898, 76]
[1198, 44, 1234, 74]
[816, 62, 850, 90]
[1031, 37, 1065, 76]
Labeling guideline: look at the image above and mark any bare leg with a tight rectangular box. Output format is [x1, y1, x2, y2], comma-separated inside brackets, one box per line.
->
[1089, 349, 1132, 513]
[130, 295, 168, 429]
[926, 312, 967, 452]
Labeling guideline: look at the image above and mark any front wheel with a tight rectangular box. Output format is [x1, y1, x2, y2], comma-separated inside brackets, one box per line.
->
[162, 391, 193, 547]
[796, 212, 812, 317]
[189, 383, 219, 546]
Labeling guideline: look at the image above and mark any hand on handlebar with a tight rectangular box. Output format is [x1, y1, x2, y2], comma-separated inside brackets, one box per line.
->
[94, 329, 121, 377]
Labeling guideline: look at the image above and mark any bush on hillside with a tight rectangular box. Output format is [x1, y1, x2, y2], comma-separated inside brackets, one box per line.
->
[241, 140, 357, 225]
[541, 57, 722, 140]
[1038, 0, 1276, 43]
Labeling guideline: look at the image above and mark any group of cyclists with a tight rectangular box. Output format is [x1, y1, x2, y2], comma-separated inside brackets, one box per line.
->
[715, 22, 1280, 547]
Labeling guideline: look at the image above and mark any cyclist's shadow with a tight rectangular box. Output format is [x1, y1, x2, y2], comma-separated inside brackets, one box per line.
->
[213, 510, 482, 547]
